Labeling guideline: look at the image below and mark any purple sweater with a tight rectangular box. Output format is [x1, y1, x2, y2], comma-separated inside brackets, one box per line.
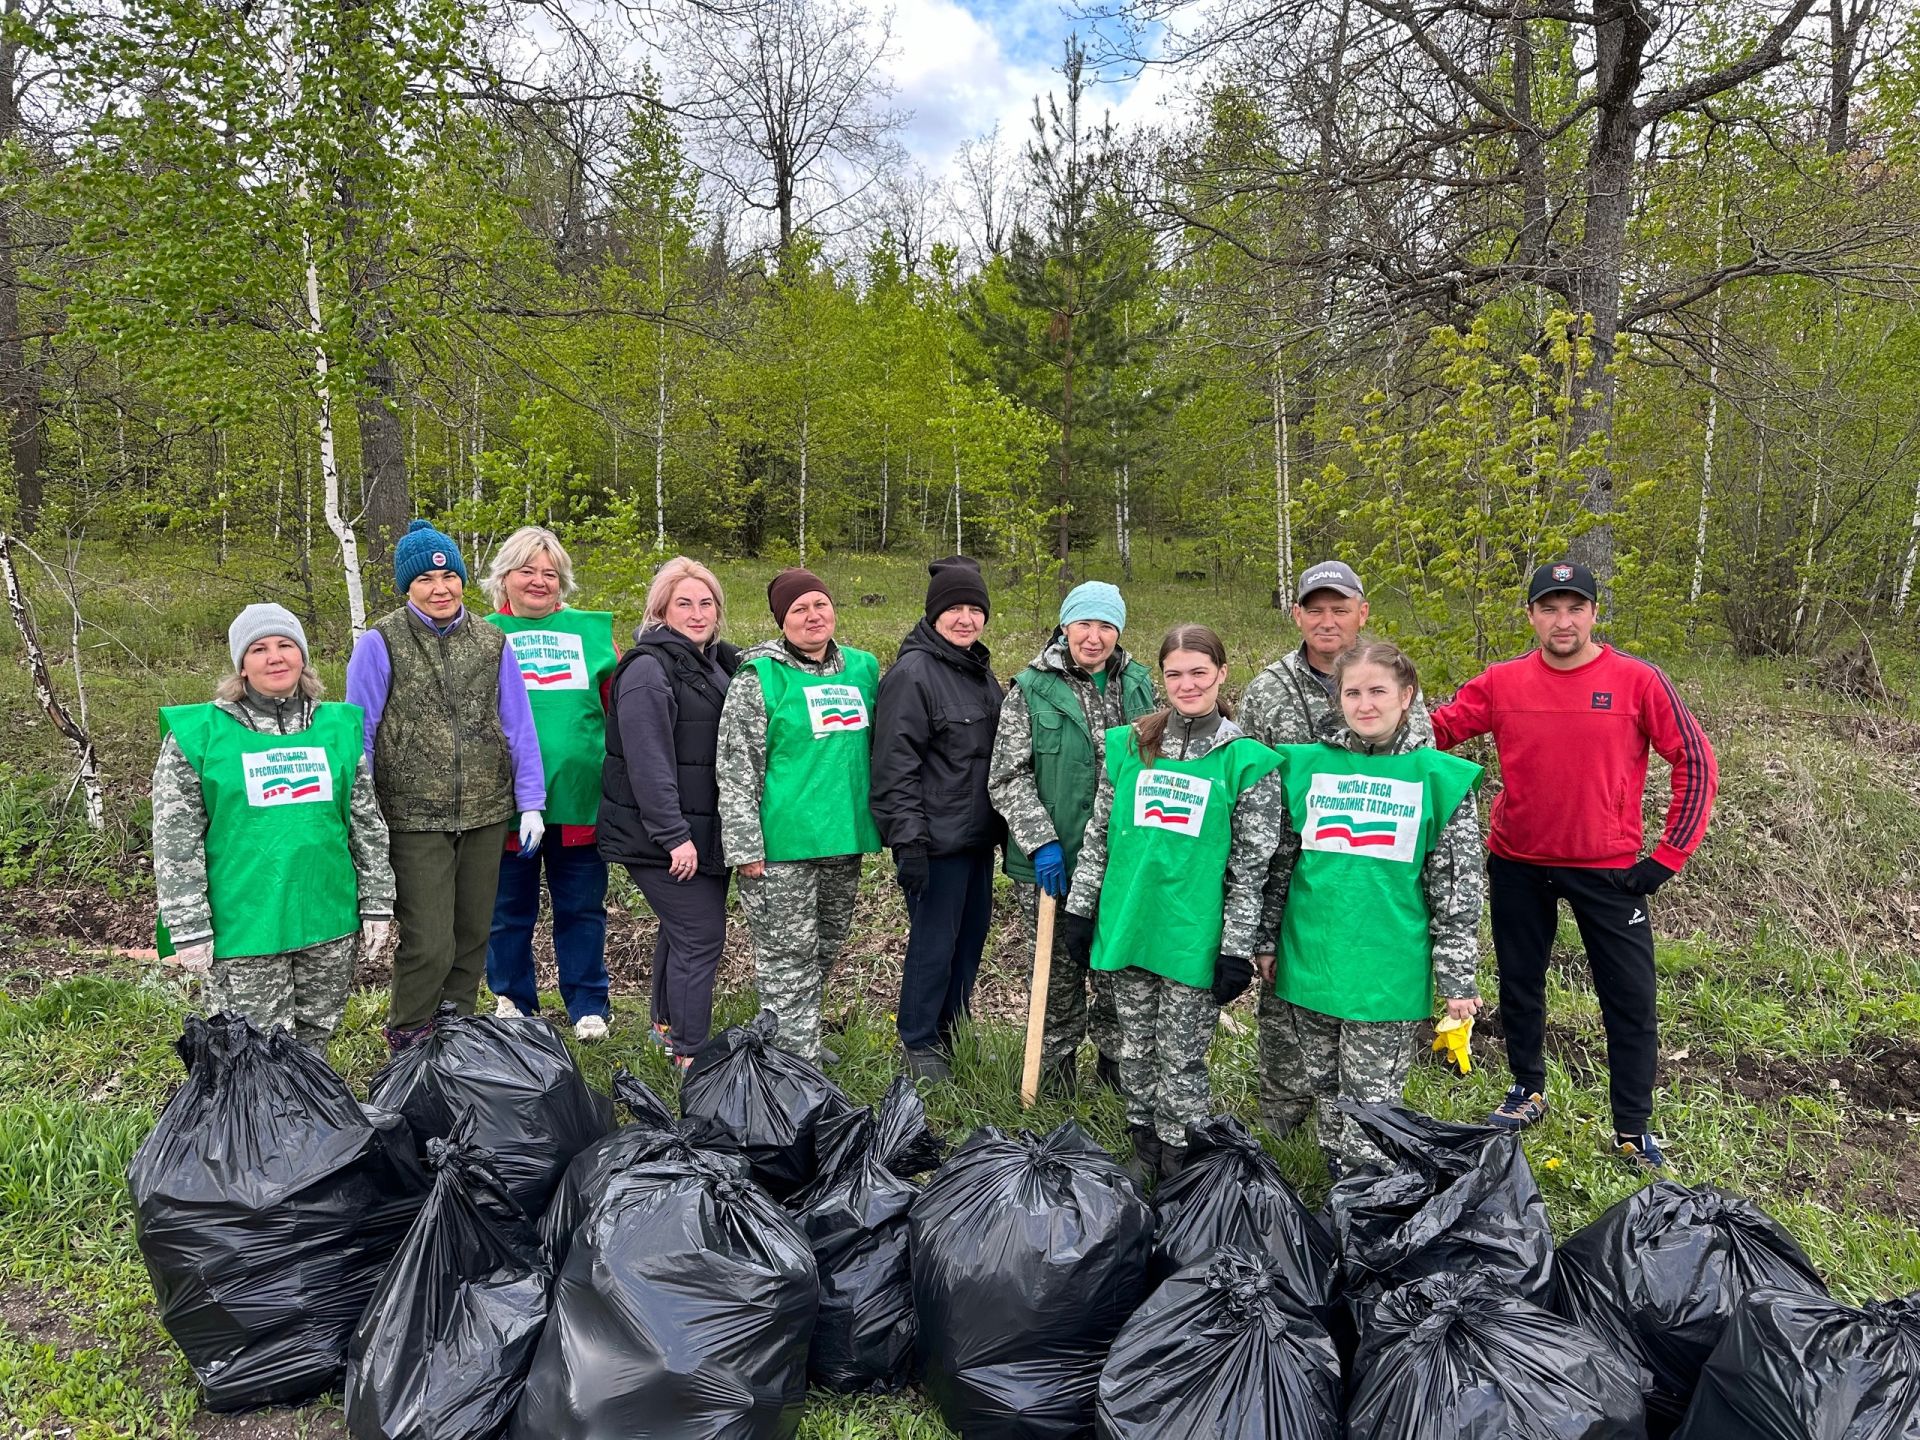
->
[345, 602, 546, 813]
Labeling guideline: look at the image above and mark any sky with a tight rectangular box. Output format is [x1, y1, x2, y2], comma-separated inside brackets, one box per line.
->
[878, 0, 1185, 174]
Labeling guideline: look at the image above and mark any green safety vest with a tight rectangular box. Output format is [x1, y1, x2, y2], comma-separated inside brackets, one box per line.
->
[1005, 660, 1157, 882]
[1272, 743, 1483, 1022]
[485, 608, 617, 826]
[751, 648, 884, 862]
[1091, 727, 1285, 989]
[156, 703, 364, 960]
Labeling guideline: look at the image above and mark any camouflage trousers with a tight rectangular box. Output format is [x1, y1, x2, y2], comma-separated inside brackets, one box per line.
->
[738, 857, 861, 1064]
[1016, 879, 1120, 1070]
[204, 933, 356, 1050]
[1259, 990, 1418, 1168]
[1110, 967, 1218, 1148]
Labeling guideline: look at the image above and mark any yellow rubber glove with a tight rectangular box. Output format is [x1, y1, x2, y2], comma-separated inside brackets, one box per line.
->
[1432, 1014, 1473, 1076]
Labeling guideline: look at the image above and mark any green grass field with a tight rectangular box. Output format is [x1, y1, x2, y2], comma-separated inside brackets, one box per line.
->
[2, 543, 1917, 1437]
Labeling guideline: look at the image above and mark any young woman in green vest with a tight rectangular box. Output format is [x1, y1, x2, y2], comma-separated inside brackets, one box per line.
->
[987, 580, 1158, 1097]
[1062, 624, 1290, 1184]
[151, 604, 394, 1050]
[345, 521, 548, 1051]
[1255, 638, 1485, 1175]
[715, 567, 882, 1066]
[481, 525, 618, 1043]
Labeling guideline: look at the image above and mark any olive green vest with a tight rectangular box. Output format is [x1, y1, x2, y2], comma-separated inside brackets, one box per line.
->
[1004, 660, 1157, 882]
[372, 606, 517, 833]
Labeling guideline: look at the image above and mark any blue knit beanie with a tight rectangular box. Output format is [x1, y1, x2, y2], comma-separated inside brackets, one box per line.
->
[393, 519, 468, 594]
[1059, 581, 1125, 632]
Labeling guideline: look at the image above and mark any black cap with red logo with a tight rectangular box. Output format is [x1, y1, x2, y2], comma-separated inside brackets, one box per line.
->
[1527, 560, 1598, 604]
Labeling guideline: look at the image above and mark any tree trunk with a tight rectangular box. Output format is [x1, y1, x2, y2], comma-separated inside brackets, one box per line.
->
[879, 420, 890, 551]
[0, 529, 102, 827]
[1273, 358, 1293, 605]
[354, 349, 409, 570]
[1894, 469, 1920, 618]
[305, 238, 369, 635]
[1690, 194, 1724, 608]
[797, 403, 809, 562]
[0, 2, 43, 531]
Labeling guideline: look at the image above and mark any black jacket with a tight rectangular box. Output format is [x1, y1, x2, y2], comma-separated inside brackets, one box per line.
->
[598, 625, 740, 873]
[870, 619, 1006, 856]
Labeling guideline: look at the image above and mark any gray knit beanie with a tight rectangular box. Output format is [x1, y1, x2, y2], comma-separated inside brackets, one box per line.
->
[228, 603, 310, 670]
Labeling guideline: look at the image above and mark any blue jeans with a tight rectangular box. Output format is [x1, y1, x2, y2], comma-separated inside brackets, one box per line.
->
[486, 840, 611, 1021]
[897, 847, 995, 1052]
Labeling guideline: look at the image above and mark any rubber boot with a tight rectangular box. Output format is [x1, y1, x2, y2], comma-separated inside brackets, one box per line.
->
[1158, 1141, 1190, 1184]
[1123, 1125, 1160, 1189]
[1095, 1051, 1125, 1095]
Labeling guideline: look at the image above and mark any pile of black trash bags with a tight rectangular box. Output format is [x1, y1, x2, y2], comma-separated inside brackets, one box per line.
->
[129, 1013, 1920, 1439]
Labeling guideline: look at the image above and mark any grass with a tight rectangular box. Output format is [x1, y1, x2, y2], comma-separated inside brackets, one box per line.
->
[1, 539, 1918, 1434]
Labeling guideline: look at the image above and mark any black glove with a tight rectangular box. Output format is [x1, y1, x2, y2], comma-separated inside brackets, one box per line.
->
[1620, 856, 1677, 895]
[894, 842, 930, 897]
[1211, 953, 1255, 1006]
[1057, 910, 1095, 968]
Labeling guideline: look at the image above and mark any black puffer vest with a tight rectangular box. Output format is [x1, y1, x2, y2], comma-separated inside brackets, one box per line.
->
[598, 635, 740, 872]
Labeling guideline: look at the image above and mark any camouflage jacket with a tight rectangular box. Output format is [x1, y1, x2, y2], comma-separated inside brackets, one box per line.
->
[1256, 721, 1483, 998]
[1239, 644, 1434, 748]
[986, 635, 1152, 857]
[716, 637, 853, 867]
[1064, 708, 1292, 960]
[152, 688, 395, 947]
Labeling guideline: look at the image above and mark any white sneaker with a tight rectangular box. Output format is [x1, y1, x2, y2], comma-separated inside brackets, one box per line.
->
[494, 996, 525, 1019]
[574, 1014, 609, 1043]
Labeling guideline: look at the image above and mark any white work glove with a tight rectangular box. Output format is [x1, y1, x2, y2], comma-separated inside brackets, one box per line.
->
[174, 940, 214, 974]
[518, 810, 545, 857]
[360, 918, 392, 958]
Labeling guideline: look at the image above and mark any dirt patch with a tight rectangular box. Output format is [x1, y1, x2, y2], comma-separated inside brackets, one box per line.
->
[0, 875, 153, 952]
[0, 1282, 83, 1353]
[195, 1402, 349, 1440]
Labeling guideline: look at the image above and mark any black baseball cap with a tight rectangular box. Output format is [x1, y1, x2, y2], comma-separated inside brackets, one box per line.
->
[1527, 560, 1597, 604]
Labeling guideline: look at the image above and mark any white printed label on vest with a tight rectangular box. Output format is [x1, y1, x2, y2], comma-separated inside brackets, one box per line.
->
[508, 629, 589, 691]
[243, 747, 335, 807]
[1302, 772, 1423, 863]
[806, 683, 869, 737]
[1133, 769, 1212, 835]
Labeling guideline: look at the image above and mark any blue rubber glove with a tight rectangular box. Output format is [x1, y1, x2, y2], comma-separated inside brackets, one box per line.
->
[1032, 841, 1068, 898]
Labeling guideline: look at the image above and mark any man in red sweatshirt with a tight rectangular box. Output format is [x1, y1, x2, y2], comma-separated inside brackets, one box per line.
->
[1432, 560, 1717, 1171]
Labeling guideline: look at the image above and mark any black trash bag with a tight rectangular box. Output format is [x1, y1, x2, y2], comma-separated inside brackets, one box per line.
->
[368, 1003, 611, 1220]
[128, 1013, 429, 1411]
[790, 1076, 947, 1393]
[537, 1069, 749, 1270]
[345, 1120, 550, 1440]
[1555, 1180, 1829, 1435]
[1329, 1102, 1554, 1318]
[678, 1010, 856, 1200]
[509, 1150, 819, 1440]
[1095, 1247, 1342, 1440]
[910, 1121, 1154, 1440]
[1347, 1271, 1648, 1440]
[1674, 1289, 1920, 1439]
[1149, 1115, 1336, 1312]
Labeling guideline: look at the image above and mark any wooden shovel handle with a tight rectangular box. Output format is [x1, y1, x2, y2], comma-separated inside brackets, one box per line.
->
[1019, 893, 1057, 1107]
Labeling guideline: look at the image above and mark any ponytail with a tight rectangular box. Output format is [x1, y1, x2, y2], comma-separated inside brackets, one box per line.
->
[1135, 624, 1233, 765]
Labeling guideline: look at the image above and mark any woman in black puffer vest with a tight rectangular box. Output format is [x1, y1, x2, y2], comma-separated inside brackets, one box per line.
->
[599, 557, 739, 1068]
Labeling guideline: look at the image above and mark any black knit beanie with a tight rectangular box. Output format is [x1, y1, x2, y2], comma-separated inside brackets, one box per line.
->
[925, 555, 990, 622]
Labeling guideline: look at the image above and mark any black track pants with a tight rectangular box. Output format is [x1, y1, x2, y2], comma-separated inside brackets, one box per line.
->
[1487, 854, 1660, 1135]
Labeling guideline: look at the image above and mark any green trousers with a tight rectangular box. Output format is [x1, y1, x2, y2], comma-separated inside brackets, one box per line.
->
[388, 822, 511, 1029]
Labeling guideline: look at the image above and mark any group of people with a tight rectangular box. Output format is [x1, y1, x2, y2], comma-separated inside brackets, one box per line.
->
[153, 527, 1717, 1181]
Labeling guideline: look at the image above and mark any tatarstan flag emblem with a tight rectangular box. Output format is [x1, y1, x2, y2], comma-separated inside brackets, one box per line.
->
[521, 661, 576, 685]
[261, 774, 324, 801]
[817, 708, 862, 727]
[1313, 813, 1397, 847]
[1144, 802, 1194, 825]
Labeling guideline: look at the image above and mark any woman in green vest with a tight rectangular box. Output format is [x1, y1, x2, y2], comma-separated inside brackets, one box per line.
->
[481, 526, 618, 1043]
[151, 603, 394, 1050]
[346, 521, 548, 1052]
[715, 567, 882, 1066]
[1255, 637, 1485, 1175]
[1062, 624, 1290, 1184]
[987, 580, 1157, 1097]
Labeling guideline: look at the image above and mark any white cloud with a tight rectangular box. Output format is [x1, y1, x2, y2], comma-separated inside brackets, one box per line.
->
[883, 0, 1062, 171]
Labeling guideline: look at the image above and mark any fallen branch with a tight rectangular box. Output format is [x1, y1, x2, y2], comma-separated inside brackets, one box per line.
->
[0, 527, 104, 830]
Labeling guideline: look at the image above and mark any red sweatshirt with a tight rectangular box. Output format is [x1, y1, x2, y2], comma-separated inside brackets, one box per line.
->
[1431, 645, 1717, 871]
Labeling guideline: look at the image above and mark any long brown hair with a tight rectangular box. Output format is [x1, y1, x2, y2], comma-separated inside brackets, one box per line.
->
[1330, 637, 1420, 711]
[1134, 624, 1233, 764]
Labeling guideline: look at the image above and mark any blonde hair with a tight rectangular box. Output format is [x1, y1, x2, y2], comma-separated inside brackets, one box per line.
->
[645, 556, 726, 633]
[484, 526, 577, 609]
[217, 669, 324, 703]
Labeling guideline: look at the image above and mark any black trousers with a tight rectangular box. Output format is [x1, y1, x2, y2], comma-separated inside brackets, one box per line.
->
[628, 866, 730, 1056]
[897, 847, 996, 1052]
[1488, 854, 1659, 1134]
